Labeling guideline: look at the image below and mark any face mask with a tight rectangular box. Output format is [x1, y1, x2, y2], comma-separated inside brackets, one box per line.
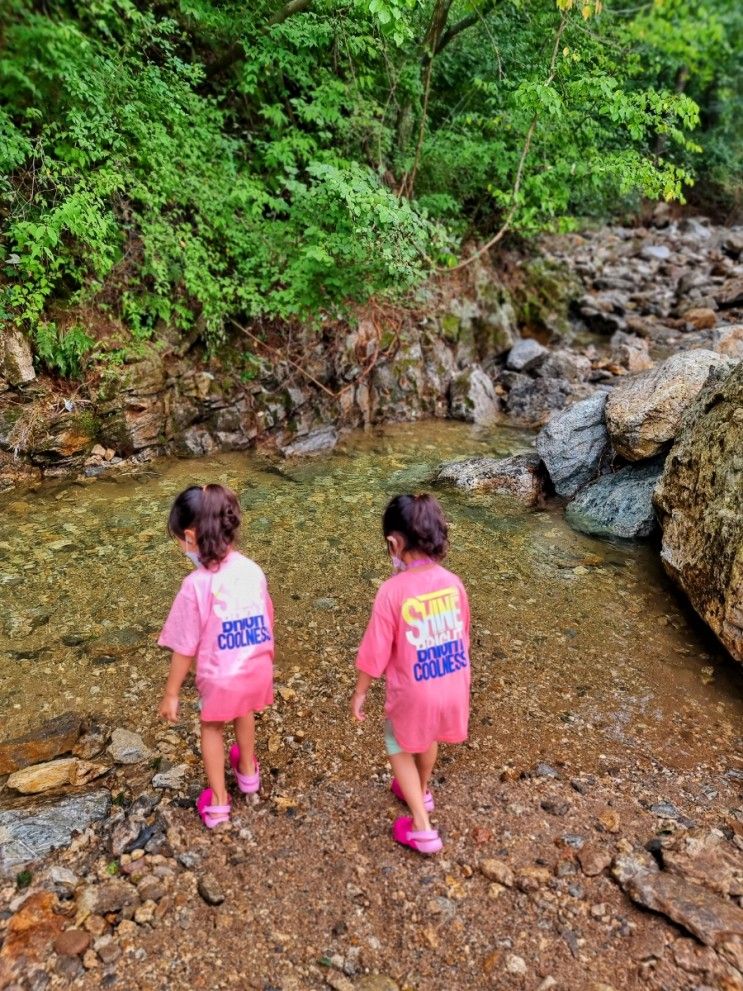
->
[391, 555, 406, 573]
[185, 550, 201, 567]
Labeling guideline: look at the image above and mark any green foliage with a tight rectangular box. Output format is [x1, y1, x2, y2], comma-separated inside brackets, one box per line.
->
[0, 0, 738, 376]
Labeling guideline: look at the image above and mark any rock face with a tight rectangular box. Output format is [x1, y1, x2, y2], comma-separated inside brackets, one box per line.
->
[536, 393, 610, 498]
[0, 712, 82, 775]
[435, 453, 546, 506]
[0, 330, 36, 385]
[605, 350, 733, 460]
[449, 365, 500, 424]
[654, 363, 743, 662]
[565, 458, 665, 539]
[0, 790, 111, 872]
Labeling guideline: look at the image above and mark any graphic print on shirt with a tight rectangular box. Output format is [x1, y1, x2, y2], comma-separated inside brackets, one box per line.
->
[212, 572, 272, 667]
[402, 586, 469, 682]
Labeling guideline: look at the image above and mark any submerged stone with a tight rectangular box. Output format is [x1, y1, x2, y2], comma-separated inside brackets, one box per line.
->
[435, 453, 546, 506]
[565, 458, 665, 539]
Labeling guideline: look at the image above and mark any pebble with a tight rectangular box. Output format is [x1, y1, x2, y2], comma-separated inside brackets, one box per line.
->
[93, 934, 122, 964]
[480, 859, 514, 887]
[197, 873, 225, 906]
[108, 728, 151, 764]
[53, 928, 91, 957]
[505, 953, 527, 976]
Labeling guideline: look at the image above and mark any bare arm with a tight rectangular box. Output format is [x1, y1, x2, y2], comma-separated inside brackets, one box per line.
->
[159, 652, 194, 722]
[351, 670, 375, 721]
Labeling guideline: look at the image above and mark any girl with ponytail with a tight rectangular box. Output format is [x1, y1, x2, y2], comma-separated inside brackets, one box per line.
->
[158, 483, 274, 829]
[352, 493, 471, 855]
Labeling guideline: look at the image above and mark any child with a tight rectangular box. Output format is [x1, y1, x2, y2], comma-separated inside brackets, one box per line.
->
[158, 483, 274, 829]
[352, 494, 471, 855]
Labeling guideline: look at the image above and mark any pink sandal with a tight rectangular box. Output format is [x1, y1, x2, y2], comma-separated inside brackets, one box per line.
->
[196, 788, 231, 829]
[229, 744, 261, 794]
[391, 777, 435, 812]
[392, 816, 443, 855]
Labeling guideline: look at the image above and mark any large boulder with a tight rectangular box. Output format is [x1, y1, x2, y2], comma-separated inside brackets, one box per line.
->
[536, 393, 610, 498]
[449, 366, 500, 424]
[654, 363, 743, 662]
[605, 349, 734, 460]
[565, 458, 665, 539]
[435, 453, 546, 506]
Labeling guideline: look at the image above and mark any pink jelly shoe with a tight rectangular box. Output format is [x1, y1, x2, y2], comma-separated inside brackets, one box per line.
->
[229, 744, 261, 794]
[392, 815, 443, 855]
[196, 788, 231, 829]
[390, 777, 435, 813]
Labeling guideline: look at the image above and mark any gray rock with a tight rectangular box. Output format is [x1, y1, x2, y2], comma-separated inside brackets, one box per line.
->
[435, 453, 546, 506]
[108, 728, 151, 765]
[565, 458, 665, 539]
[536, 393, 610, 498]
[280, 425, 338, 457]
[605, 349, 734, 460]
[197, 873, 225, 906]
[538, 349, 591, 382]
[152, 763, 188, 790]
[0, 790, 111, 872]
[0, 330, 36, 385]
[449, 365, 499, 424]
[640, 244, 672, 261]
[505, 338, 548, 372]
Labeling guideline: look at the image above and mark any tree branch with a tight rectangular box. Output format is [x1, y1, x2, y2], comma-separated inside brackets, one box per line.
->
[433, 0, 499, 57]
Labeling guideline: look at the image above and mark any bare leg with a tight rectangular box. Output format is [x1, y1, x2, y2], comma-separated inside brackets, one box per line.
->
[415, 742, 438, 796]
[201, 721, 229, 806]
[389, 752, 430, 832]
[233, 712, 256, 775]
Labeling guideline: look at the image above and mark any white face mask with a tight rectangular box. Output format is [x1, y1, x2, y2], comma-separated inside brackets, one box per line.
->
[185, 550, 201, 567]
[391, 555, 406, 573]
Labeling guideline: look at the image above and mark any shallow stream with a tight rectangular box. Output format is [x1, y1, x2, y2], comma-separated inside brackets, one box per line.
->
[1, 420, 741, 783]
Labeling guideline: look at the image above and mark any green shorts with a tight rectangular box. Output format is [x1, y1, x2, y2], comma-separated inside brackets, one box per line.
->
[384, 719, 403, 757]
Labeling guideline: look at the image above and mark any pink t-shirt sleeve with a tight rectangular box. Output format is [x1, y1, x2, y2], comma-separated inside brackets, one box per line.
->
[158, 579, 202, 657]
[356, 585, 396, 678]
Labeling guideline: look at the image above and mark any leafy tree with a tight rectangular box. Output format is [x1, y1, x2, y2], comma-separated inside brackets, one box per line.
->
[0, 0, 737, 375]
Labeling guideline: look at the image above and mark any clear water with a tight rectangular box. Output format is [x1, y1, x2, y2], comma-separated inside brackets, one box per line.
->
[1, 420, 741, 779]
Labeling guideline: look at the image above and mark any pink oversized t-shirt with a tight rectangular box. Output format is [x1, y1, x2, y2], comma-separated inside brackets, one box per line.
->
[158, 550, 274, 722]
[356, 563, 471, 753]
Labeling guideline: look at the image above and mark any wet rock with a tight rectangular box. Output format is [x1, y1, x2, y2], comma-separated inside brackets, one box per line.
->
[609, 331, 653, 373]
[565, 458, 664, 540]
[613, 850, 743, 972]
[536, 392, 610, 498]
[0, 790, 111, 871]
[280, 426, 338, 458]
[449, 365, 500, 424]
[435, 453, 546, 506]
[54, 929, 91, 957]
[197, 874, 225, 906]
[654, 363, 743, 661]
[6, 757, 107, 794]
[0, 712, 82, 774]
[605, 349, 733, 460]
[108, 728, 151, 764]
[506, 339, 548, 372]
[0, 330, 36, 385]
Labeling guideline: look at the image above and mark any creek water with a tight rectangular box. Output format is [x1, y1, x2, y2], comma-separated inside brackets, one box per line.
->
[1, 420, 741, 786]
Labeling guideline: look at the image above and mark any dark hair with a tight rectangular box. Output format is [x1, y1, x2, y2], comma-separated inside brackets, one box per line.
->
[167, 483, 241, 570]
[382, 493, 449, 560]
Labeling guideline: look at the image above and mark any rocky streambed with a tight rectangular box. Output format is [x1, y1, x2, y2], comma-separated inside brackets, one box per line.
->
[1, 422, 742, 990]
